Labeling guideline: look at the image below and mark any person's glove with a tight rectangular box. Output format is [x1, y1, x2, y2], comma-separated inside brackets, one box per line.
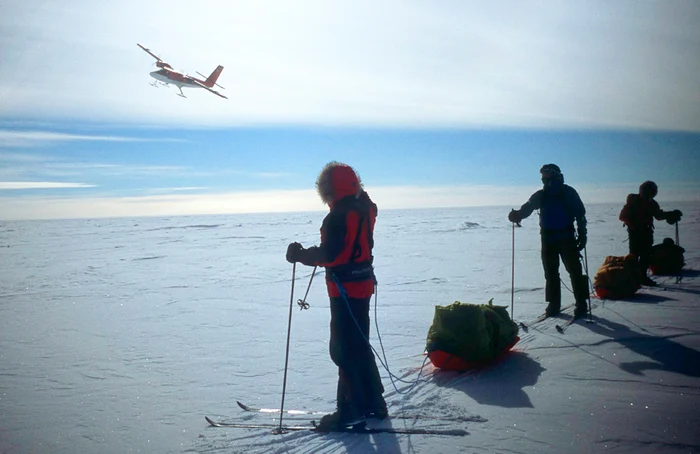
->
[508, 209, 522, 224]
[666, 209, 683, 225]
[286, 242, 304, 263]
[576, 232, 587, 251]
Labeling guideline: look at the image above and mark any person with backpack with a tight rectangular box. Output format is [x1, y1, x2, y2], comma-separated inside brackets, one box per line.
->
[619, 181, 683, 286]
[285, 161, 387, 430]
[508, 164, 589, 319]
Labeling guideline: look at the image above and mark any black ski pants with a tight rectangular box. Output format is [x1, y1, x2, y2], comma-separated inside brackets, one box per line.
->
[541, 235, 588, 309]
[329, 296, 385, 417]
[628, 227, 654, 275]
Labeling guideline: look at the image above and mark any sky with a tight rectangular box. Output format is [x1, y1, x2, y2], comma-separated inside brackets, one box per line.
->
[1, 1, 699, 220]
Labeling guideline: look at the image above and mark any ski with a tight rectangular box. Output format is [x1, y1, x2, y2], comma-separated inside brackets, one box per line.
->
[519, 304, 575, 331]
[555, 305, 598, 333]
[236, 400, 487, 423]
[237, 400, 326, 416]
[205, 416, 468, 436]
[555, 316, 580, 333]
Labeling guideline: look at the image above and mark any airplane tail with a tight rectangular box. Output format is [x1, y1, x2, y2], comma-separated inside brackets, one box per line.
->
[203, 65, 224, 88]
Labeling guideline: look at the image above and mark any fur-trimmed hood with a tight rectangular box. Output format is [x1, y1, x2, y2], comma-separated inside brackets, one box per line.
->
[315, 161, 363, 206]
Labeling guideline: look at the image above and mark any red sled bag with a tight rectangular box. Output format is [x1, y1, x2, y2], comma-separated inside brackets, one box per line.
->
[594, 255, 641, 299]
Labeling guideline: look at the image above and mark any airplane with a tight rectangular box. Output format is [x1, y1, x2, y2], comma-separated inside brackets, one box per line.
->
[137, 43, 227, 99]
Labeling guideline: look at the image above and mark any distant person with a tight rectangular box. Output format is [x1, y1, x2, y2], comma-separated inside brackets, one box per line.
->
[619, 181, 682, 286]
[285, 161, 387, 430]
[508, 164, 589, 319]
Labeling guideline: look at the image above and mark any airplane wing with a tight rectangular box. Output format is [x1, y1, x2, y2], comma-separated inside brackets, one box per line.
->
[137, 43, 173, 69]
[191, 79, 228, 99]
[137, 43, 162, 62]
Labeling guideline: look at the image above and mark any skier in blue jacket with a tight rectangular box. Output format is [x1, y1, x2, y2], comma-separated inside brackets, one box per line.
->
[508, 164, 589, 318]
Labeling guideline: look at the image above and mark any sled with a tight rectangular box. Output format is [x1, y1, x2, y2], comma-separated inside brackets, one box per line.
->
[428, 336, 520, 371]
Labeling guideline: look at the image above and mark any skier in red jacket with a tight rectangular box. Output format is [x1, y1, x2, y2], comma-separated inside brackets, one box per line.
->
[286, 161, 386, 430]
[619, 181, 682, 286]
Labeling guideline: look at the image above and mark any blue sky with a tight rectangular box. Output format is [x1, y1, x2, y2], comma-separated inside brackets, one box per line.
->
[1, 1, 699, 220]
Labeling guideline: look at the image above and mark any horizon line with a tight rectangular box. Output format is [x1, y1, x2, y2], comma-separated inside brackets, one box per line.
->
[2, 199, 697, 223]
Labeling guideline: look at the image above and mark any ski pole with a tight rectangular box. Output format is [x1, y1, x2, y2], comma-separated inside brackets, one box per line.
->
[276, 263, 297, 434]
[297, 266, 316, 310]
[675, 222, 682, 283]
[511, 221, 516, 320]
[583, 247, 593, 323]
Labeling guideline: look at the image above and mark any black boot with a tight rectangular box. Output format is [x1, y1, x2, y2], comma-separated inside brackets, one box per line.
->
[317, 406, 365, 431]
[574, 303, 588, 319]
[545, 303, 561, 317]
[364, 397, 388, 420]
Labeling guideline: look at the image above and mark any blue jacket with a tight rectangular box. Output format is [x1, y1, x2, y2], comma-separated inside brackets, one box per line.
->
[518, 182, 587, 241]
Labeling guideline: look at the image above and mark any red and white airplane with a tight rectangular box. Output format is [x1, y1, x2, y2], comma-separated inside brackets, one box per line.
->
[137, 43, 227, 99]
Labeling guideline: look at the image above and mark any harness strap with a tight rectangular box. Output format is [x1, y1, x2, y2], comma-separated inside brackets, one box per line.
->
[351, 214, 365, 262]
[350, 210, 374, 262]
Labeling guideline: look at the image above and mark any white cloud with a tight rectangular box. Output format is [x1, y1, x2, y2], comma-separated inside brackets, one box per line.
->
[1, 1, 698, 130]
[0, 155, 191, 183]
[0, 130, 183, 147]
[150, 187, 209, 192]
[0, 182, 96, 189]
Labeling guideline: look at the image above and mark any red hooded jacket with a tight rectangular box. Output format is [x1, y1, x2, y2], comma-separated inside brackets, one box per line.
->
[297, 166, 377, 298]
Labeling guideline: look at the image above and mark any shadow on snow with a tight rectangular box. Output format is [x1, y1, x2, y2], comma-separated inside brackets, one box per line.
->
[430, 352, 545, 409]
[581, 317, 700, 378]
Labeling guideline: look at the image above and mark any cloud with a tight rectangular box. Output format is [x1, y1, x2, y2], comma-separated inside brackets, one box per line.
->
[150, 187, 209, 192]
[0, 182, 96, 189]
[0, 130, 183, 147]
[0, 151, 49, 162]
[0, 156, 189, 183]
[1, 1, 699, 130]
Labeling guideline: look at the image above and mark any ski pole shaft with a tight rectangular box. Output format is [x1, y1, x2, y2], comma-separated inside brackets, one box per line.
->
[511, 222, 515, 319]
[299, 266, 317, 308]
[675, 223, 682, 283]
[583, 247, 593, 321]
[278, 263, 296, 431]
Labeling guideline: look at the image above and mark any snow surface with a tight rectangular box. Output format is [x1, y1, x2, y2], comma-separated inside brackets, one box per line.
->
[1, 202, 698, 454]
